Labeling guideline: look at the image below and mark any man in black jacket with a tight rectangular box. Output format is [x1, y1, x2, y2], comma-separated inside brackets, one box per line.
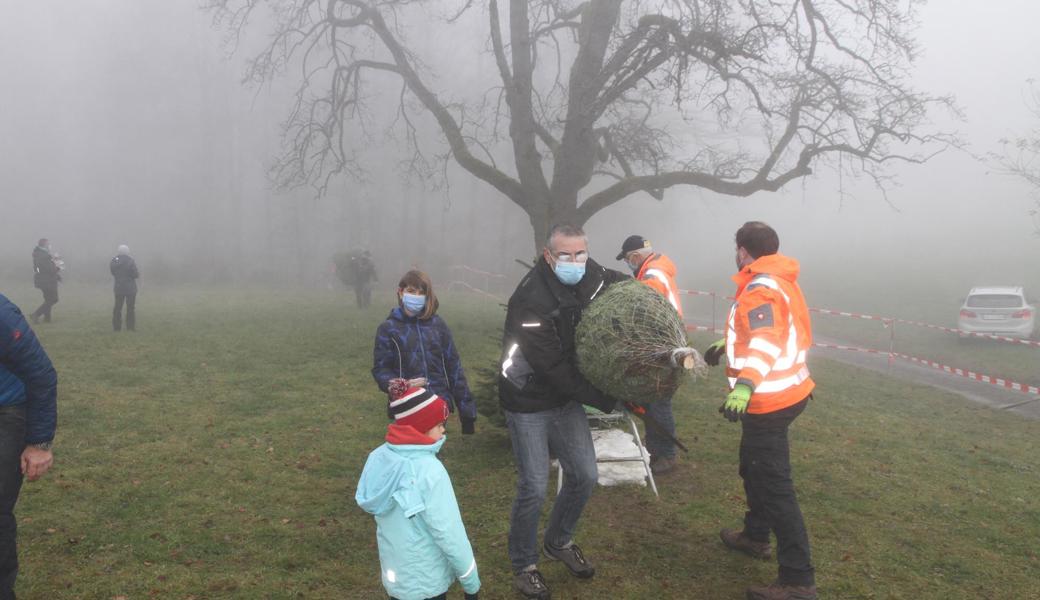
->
[499, 224, 627, 600]
[30, 239, 60, 325]
[110, 245, 139, 331]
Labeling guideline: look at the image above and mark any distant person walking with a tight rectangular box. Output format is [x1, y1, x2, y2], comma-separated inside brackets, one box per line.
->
[110, 245, 139, 332]
[0, 293, 58, 600]
[353, 250, 378, 308]
[30, 239, 61, 325]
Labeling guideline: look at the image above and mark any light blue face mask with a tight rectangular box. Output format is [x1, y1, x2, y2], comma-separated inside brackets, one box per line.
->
[402, 293, 426, 314]
[553, 261, 585, 286]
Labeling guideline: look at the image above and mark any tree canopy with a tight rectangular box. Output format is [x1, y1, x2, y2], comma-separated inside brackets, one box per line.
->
[211, 0, 954, 249]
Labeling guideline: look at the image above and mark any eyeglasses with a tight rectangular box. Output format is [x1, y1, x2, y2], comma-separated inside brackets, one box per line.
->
[552, 250, 589, 264]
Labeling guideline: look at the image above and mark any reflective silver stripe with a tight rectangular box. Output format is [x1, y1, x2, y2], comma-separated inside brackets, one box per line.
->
[521, 322, 541, 328]
[749, 274, 782, 292]
[726, 304, 737, 364]
[748, 337, 782, 359]
[744, 356, 771, 378]
[501, 343, 519, 377]
[754, 366, 810, 393]
[772, 320, 800, 370]
[796, 349, 807, 364]
[727, 376, 738, 388]
[460, 558, 477, 579]
[590, 280, 605, 300]
[645, 268, 681, 313]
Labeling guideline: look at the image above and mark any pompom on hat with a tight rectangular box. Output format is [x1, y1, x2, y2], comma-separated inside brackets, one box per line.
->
[387, 379, 449, 434]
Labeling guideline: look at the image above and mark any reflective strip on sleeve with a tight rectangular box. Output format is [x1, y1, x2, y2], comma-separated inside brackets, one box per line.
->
[521, 322, 541, 328]
[748, 337, 782, 359]
[501, 343, 519, 377]
[460, 558, 477, 579]
[744, 356, 772, 378]
[754, 366, 811, 393]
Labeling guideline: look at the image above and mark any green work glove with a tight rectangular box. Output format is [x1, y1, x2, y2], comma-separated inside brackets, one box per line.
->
[703, 338, 726, 366]
[719, 384, 752, 422]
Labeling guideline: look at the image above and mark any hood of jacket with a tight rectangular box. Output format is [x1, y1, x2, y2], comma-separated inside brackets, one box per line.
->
[636, 253, 677, 279]
[355, 430, 445, 517]
[732, 253, 800, 292]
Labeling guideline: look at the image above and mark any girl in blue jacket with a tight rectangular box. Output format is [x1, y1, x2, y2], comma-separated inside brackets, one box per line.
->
[356, 384, 480, 600]
[372, 270, 477, 433]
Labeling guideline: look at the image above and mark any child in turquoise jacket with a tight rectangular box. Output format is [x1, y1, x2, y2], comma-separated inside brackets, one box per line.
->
[356, 383, 480, 600]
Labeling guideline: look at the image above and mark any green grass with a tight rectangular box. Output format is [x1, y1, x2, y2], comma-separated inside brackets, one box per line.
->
[3, 282, 1039, 599]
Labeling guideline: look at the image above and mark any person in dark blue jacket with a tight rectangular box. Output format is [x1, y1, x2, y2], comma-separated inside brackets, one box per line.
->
[110, 244, 140, 331]
[0, 293, 58, 599]
[372, 270, 477, 434]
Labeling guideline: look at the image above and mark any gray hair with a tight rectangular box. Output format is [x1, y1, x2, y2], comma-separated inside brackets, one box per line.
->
[545, 223, 587, 250]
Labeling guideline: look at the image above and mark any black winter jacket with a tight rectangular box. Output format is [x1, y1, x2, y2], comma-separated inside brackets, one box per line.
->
[498, 256, 628, 413]
[32, 247, 59, 289]
[110, 255, 139, 295]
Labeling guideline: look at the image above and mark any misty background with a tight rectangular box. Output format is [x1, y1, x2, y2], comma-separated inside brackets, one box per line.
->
[1, 1, 1037, 316]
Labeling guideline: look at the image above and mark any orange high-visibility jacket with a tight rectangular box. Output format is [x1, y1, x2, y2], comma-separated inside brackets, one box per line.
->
[725, 254, 814, 414]
[635, 253, 684, 318]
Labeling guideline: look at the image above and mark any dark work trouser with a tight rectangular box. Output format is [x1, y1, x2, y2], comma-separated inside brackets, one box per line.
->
[31, 287, 58, 323]
[643, 395, 677, 460]
[0, 405, 26, 600]
[355, 283, 372, 308]
[739, 397, 814, 587]
[113, 292, 136, 331]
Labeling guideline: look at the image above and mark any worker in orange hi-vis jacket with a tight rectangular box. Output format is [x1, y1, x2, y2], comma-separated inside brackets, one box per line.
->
[702, 221, 816, 600]
[616, 234, 684, 475]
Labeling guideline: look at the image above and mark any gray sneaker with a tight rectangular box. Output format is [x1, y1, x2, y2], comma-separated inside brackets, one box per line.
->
[543, 542, 595, 579]
[513, 568, 551, 599]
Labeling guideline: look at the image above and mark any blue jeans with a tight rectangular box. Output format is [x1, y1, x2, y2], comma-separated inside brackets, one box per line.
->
[643, 396, 676, 460]
[0, 405, 26, 600]
[505, 402, 597, 572]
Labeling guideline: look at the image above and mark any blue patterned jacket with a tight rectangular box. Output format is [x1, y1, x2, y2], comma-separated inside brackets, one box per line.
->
[372, 308, 476, 423]
[0, 293, 58, 444]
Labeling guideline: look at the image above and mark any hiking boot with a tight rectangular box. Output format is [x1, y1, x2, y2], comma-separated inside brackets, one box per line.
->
[650, 455, 677, 475]
[745, 580, 817, 600]
[720, 528, 772, 560]
[513, 568, 551, 599]
[543, 541, 595, 579]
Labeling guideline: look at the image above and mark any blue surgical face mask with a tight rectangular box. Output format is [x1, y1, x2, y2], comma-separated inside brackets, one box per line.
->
[553, 261, 585, 286]
[402, 292, 426, 314]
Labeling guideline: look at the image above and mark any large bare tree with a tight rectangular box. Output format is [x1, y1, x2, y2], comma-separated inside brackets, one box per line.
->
[210, 0, 953, 250]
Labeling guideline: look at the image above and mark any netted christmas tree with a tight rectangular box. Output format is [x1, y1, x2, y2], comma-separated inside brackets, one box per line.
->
[576, 279, 707, 403]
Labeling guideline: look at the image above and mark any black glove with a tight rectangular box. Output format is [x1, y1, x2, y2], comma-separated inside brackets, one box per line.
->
[461, 417, 476, 435]
[703, 338, 726, 366]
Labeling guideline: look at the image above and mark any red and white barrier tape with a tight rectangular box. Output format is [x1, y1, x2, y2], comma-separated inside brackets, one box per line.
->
[680, 288, 1040, 348]
[450, 265, 506, 278]
[445, 280, 504, 302]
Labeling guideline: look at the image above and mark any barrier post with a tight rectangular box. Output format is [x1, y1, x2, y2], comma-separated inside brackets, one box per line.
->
[887, 319, 895, 370]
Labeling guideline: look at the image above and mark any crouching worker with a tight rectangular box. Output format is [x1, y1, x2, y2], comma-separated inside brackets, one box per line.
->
[356, 381, 480, 600]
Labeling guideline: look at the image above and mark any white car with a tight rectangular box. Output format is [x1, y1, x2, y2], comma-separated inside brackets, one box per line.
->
[958, 286, 1036, 339]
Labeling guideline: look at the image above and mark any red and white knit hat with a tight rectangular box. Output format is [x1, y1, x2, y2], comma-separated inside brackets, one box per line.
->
[388, 382, 449, 434]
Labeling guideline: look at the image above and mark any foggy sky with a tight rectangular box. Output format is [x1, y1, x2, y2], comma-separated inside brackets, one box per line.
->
[0, 1, 1037, 309]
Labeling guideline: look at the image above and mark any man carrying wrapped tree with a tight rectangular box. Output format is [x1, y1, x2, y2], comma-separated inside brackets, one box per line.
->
[703, 221, 816, 600]
[616, 234, 684, 476]
[498, 224, 627, 600]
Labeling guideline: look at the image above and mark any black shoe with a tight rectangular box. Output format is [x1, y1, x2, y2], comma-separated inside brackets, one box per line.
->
[513, 568, 551, 599]
[543, 542, 595, 579]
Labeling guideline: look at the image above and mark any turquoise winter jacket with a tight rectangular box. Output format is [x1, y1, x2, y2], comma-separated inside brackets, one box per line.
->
[355, 430, 480, 600]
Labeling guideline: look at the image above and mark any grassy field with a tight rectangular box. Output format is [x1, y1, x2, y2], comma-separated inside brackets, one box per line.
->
[2, 281, 1039, 599]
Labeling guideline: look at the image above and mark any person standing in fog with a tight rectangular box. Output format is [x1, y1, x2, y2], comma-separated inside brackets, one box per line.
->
[110, 245, 139, 332]
[30, 239, 60, 325]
